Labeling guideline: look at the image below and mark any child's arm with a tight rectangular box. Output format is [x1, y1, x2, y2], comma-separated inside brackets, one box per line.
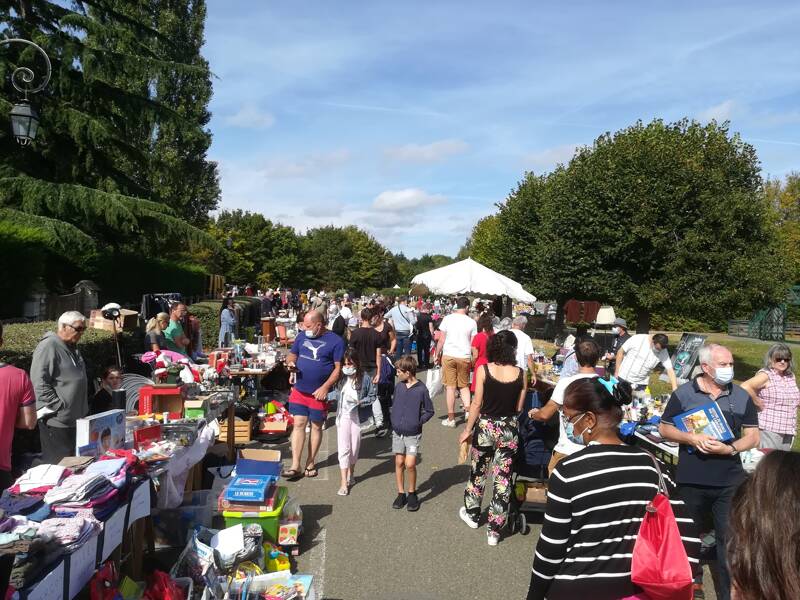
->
[420, 386, 434, 425]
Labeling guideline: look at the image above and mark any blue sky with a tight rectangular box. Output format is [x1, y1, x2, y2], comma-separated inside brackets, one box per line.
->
[203, 1, 800, 258]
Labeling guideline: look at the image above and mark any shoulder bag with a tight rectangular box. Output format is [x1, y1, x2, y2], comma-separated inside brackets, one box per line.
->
[630, 452, 693, 600]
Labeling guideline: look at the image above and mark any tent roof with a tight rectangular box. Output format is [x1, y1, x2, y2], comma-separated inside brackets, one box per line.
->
[410, 258, 536, 303]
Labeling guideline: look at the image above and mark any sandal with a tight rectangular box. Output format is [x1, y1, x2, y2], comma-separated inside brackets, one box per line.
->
[304, 466, 318, 478]
[337, 487, 349, 496]
[281, 469, 303, 480]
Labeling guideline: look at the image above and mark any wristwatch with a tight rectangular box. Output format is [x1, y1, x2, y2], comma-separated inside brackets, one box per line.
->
[729, 445, 739, 457]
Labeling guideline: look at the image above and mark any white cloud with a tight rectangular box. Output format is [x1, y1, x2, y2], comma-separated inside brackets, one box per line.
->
[262, 149, 351, 179]
[523, 143, 578, 171]
[384, 139, 469, 163]
[224, 103, 275, 129]
[697, 99, 739, 122]
[372, 188, 447, 212]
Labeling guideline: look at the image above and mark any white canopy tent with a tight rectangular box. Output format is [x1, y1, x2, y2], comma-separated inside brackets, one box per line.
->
[410, 257, 536, 303]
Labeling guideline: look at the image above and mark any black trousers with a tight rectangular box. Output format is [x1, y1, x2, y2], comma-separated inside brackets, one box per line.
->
[38, 421, 76, 464]
[679, 483, 737, 600]
[417, 336, 432, 369]
[377, 383, 393, 429]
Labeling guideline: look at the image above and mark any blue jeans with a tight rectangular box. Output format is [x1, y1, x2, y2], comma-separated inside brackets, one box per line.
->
[395, 331, 412, 362]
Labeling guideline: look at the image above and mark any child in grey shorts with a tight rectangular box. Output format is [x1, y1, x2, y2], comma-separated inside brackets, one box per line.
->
[390, 355, 434, 512]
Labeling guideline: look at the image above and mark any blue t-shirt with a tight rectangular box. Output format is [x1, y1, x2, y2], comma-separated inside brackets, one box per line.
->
[290, 331, 345, 394]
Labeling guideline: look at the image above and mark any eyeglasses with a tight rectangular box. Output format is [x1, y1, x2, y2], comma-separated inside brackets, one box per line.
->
[67, 324, 87, 333]
[774, 357, 791, 364]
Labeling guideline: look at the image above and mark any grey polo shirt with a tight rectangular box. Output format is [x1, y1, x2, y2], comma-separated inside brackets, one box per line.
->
[661, 377, 758, 487]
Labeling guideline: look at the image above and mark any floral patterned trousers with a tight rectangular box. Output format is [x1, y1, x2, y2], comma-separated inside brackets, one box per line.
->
[463, 415, 519, 534]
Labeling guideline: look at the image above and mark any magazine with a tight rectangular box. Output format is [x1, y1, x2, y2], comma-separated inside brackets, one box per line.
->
[673, 401, 734, 442]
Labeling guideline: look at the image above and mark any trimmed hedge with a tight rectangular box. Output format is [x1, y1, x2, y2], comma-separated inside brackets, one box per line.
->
[0, 221, 47, 318]
[93, 254, 206, 305]
[188, 298, 263, 350]
[0, 321, 145, 378]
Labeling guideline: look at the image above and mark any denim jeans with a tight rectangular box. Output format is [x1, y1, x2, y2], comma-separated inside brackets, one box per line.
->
[395, 331, 412, 362]
[679, 483, 737, 600]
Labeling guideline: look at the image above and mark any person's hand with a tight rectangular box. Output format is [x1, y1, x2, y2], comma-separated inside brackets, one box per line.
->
[753, 397, 765, 412]
[286, 361, 297, 372]
[689, 433, 717, 453]
[458, 429, 472, 444]
[527, 408, 540, 419]
[288, 372, 297, 385]
[312, 386, 329, 402]
[372, 374, 380, 384]
[703, 439, 737, 456]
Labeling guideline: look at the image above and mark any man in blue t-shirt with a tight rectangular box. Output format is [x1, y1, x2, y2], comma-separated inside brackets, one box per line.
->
[283, 311, 344, 479]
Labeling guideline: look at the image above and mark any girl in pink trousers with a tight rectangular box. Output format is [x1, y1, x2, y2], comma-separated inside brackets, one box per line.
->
[335, 349, 373, 496]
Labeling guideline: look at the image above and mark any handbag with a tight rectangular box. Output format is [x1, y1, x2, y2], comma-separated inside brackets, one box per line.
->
[630, 452, 693, 600]
[426, 367, 443, 398]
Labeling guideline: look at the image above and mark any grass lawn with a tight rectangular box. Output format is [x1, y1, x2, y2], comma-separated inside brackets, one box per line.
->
[533, 332, 800, 451]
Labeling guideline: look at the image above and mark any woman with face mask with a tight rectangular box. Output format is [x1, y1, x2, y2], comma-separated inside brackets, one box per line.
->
[527, 377, 702, 600]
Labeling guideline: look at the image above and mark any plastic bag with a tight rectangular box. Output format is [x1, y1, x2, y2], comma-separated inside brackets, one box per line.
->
[143, 571, 186, 600]
[90, 561, 120, 600]
[426, 367, 443, 398]
[631, 455, 693, 600]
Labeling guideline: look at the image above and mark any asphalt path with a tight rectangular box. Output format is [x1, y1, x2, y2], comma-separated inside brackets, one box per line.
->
[272, 377, 718, 600]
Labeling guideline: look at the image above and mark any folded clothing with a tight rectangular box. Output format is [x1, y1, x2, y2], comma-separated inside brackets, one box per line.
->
[0, 491, 43, 515]
[0, 517, 39, 555]
[9, 538, 64, 588]
[10, 464, 70, 494]
[37, 515, 100, 551]
[58, 455, 95, 472]
[86, 458, 129, 489]
[43, 474, 112, 505]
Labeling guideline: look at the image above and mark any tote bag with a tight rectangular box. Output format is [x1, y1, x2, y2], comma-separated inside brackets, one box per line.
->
[631, 453, 693, 600]
[426, 367, 443, 398]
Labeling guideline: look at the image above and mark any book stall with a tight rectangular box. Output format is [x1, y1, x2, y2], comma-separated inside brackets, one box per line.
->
[4, 338, 317, 600]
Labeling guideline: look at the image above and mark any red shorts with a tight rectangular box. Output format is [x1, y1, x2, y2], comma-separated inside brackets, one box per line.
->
[288, 388, 327, 423]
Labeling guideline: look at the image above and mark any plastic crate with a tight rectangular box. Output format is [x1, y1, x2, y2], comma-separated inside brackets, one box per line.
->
[222, 486, 288, 542]
[153, 490, 213, 548]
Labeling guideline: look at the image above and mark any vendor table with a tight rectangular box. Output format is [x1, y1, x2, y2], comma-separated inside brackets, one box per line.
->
[18, 480, 152, 600]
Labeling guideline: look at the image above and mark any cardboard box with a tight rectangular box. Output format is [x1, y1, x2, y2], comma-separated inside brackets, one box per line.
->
[237, 448, 281, 478]
[139, 385, 184, 418]
[89, 308, 139, 332]
[259, 420, 289, 434]
[524, 481, 548, 504]
[184, 399, 208, 419]
[76, 409, 126, 457]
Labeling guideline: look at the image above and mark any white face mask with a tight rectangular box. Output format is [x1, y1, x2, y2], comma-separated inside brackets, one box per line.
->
[305, 327, 319, 339]
[713, 366, 734, 385]
[342, 366, 356, 376]
[611, 327, 619, 335]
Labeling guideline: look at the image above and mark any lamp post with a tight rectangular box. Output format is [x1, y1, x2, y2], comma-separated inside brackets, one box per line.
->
[0, 38, 52, 145]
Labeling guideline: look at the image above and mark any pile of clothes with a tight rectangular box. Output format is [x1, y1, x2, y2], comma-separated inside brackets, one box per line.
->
[0, 513, 66, 590]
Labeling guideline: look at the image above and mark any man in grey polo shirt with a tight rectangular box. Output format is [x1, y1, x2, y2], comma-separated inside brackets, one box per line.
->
[659, 343, 759, 600]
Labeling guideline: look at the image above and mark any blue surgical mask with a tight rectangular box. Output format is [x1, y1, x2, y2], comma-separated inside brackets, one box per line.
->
[564, 413, 588, 446]
[713, 366, 734, 385]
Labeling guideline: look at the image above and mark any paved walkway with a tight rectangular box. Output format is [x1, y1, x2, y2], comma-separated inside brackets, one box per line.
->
[272, 378, 717, 600]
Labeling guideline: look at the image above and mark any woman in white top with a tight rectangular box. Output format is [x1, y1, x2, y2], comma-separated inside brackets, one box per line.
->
[335, 349, 373, 496]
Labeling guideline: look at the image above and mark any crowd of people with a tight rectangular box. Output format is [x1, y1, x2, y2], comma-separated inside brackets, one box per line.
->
[1, 289, 798, 599]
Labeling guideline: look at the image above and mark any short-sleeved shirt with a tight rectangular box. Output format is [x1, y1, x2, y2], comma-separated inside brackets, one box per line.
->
[617, 334, 672, 386]
[386, 305, 415, 333]
[439, 313, 477, 359]
[0, 364, 35, 471]
[415, 313, 433, 340]
[290, 331, 345, 395]
[510, 329, 534, 371]
[551, 372, 598, 455]
[349, 327, 381, 370]
[661, 378, 759, 487]
[145, 330, 167, 351]
[163, 319, 188, 356]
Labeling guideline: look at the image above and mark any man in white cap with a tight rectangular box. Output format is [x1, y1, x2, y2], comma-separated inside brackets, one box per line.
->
[605, 317, 630, 375]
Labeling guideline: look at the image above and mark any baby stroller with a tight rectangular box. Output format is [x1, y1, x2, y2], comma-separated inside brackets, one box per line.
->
[506, 390, 559, 536]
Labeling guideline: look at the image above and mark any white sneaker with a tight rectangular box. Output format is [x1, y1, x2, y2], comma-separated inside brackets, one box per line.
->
[487, 532, 499, 546]
[459, 507, 478, 529]
[441, 418, 456, 428]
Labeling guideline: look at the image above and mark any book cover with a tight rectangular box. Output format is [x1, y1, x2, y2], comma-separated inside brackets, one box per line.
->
[224, 475, 273, 502]
[75, 409, 126, 457]
[219, 483, 277, 511]
[673, 401, 734, 442]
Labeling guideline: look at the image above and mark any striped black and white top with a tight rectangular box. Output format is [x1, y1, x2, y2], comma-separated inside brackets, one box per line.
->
[527, 443, 701, 600]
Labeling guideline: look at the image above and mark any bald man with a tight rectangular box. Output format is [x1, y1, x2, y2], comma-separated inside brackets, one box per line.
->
[283, 311, 345, 479]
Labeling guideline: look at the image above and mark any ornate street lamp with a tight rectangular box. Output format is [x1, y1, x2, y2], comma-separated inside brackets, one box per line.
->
[0, 38, 51, 145]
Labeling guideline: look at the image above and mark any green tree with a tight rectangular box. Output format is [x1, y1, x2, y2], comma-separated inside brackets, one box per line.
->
[0, 1, 219, 301]
[458, 214, 506, 271]
[765, 173, 800, 287]
[563, 119, 787, 331]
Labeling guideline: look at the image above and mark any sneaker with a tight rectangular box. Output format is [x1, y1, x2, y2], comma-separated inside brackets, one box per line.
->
[406, 492, 420, 512]
[487, 532, 499, 546]
[459, 506, 478, 529]
[392, 493, 407, 509]
[441, 418, 456, 428]
[337, 487, 348, 496]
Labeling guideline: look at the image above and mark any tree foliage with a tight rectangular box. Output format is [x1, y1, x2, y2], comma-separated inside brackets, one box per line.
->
[765, 172, 800, 287]
[0, 0, 220, 300]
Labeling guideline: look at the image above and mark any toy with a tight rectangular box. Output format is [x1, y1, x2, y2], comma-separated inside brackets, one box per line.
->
[264, 542, 290, 573]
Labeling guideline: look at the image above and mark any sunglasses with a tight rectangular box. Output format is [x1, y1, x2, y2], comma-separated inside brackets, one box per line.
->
[774, 357, 791, 363]
[67, 324, 87, 333]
